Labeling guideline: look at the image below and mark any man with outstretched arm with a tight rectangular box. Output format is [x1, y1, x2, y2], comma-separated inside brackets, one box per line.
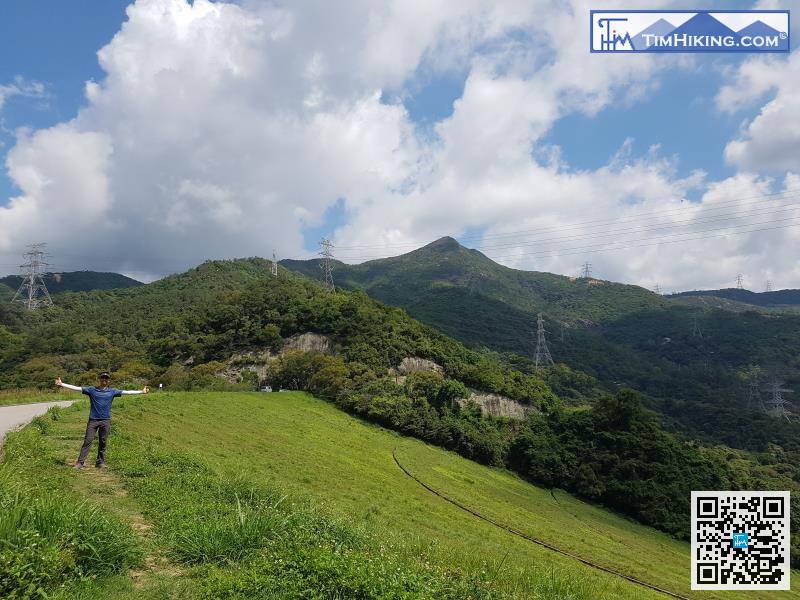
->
[56, 372, 149, 469]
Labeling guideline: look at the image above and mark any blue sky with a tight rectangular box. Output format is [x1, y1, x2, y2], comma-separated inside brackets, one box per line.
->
[0, 1, 797, 289]
[548, 64, 738, 185]
[0, 1, 130, 201]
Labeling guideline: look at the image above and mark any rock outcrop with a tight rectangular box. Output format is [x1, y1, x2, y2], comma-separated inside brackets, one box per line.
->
[396, 357, 444, 375]
[282, 333, 331, 354]
[457, 392, 533, 420]
[222, 350, 275, 383]
[221, 333, 332, 385]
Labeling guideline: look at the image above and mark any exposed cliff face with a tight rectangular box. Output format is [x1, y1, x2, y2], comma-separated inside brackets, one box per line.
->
[457, 393, 533, 420]
[223, 350, 275, 383]
[282, 333, 331, 354]
[396, 357, 444, 375]
[222, 333, 333, 385]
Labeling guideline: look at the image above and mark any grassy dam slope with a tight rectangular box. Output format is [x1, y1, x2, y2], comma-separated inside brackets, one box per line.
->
[4, 391, 799, 599]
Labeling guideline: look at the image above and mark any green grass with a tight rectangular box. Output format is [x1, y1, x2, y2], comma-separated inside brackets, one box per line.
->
[5, 391, 800, 598]
[0, 388, 62, 407]
[0, 426, 143, 599]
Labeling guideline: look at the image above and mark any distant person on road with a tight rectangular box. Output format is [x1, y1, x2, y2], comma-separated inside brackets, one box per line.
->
[55, 372, 149, 469]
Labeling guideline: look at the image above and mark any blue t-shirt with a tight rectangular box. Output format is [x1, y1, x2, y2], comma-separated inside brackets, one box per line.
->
[82, 386, 122, 420]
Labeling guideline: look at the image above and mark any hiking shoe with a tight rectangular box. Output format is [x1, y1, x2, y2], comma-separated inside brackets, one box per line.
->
[95, 462, 107, 469]
[73, 461, 84, 469]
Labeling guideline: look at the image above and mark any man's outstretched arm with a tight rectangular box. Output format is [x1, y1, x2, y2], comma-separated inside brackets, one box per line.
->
[55, 377, 82, 392]
[120, 387, 149, 395]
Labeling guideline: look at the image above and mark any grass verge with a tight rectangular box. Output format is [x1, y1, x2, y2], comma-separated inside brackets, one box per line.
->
[0, 424, 142, 599]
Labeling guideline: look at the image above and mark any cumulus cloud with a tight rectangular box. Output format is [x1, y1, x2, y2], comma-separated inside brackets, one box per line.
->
[718, 51, 800, 173]
[0, 0, 796, 291]
[1, 125, 112, 252]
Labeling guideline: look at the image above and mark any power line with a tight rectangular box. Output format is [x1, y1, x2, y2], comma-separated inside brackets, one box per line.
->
[316, 217, 800, 265]
[4, 215, 800, 286]
[11, 243, 53, 310]
[470, 201, 800, 253]
[334, 187, 800, 251]
[333, 203, 800, 262]
[474, 217, 800, 262]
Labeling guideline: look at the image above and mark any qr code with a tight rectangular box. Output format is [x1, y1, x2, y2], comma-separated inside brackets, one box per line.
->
[692, 491, 790, 590]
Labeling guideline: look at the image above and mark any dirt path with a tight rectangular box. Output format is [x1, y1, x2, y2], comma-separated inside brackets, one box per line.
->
[0, 400, 74, 445]
[70, 462, 182, 586]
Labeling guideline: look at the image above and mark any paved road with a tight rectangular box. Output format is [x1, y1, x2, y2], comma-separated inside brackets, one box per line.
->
[0, 401, 75, 446]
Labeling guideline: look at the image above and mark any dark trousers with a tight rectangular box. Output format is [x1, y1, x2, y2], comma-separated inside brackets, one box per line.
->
[77, 419, 111, 465]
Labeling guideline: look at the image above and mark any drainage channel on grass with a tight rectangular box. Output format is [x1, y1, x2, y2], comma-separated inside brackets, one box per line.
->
[392, 448, 689, 600]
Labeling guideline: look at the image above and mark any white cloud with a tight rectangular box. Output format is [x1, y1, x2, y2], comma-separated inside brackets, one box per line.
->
[0, 124, 112, 253]
[718, 51, 800, 173]
[0, 0, 796, 291]
[0, 76, 46, 112]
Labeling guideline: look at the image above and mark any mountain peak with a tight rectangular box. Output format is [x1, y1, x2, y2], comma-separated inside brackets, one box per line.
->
[425, 236, 462, 250]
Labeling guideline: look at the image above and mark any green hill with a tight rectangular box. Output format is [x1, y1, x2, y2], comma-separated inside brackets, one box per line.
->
[282, 236, 664, 331]
[281, 238, 800, 454]
[0, 270, 142, 295]
[4, 391, 798, 598]
[3, 258, 796, 557]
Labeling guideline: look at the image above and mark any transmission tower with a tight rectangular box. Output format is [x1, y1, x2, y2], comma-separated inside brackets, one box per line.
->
[271, 250, 278, 277]
[319, 238, 335, 292]
[746, 378, 761, 410]
[692, 314, 703, 338]
[765, 280, 773, 292]
[653, 283, 662, 295]
[763, 378, 792, 420]
[11, 243, 53, 310]
[736, 274, 744, 290]
[580, 262, 592, 279]
[534, 313, 554, 371]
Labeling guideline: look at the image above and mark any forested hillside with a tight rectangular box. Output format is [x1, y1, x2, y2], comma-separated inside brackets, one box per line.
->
[672, 287, 800, 309]
[282, 237, 800, 456]
[0, 270, 142, 294]
[2, 257, 796, 558]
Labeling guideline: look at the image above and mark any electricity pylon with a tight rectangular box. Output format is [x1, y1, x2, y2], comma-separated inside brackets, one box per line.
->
[580, 262, 592, 279]
[736, 274, 744, 289]
[653, 283, 662, 295]
[746, 379, 761, 410]
[692, 314, 703, 338]
[319, 238, 335, 292]
[738, 365, 762, 410]
[534, 313, 554, 371]
[763, 377, 792, 420]
[271, 250, 278, 277]
[765, 280, 773, 292]
[11, 243, 53, 310]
